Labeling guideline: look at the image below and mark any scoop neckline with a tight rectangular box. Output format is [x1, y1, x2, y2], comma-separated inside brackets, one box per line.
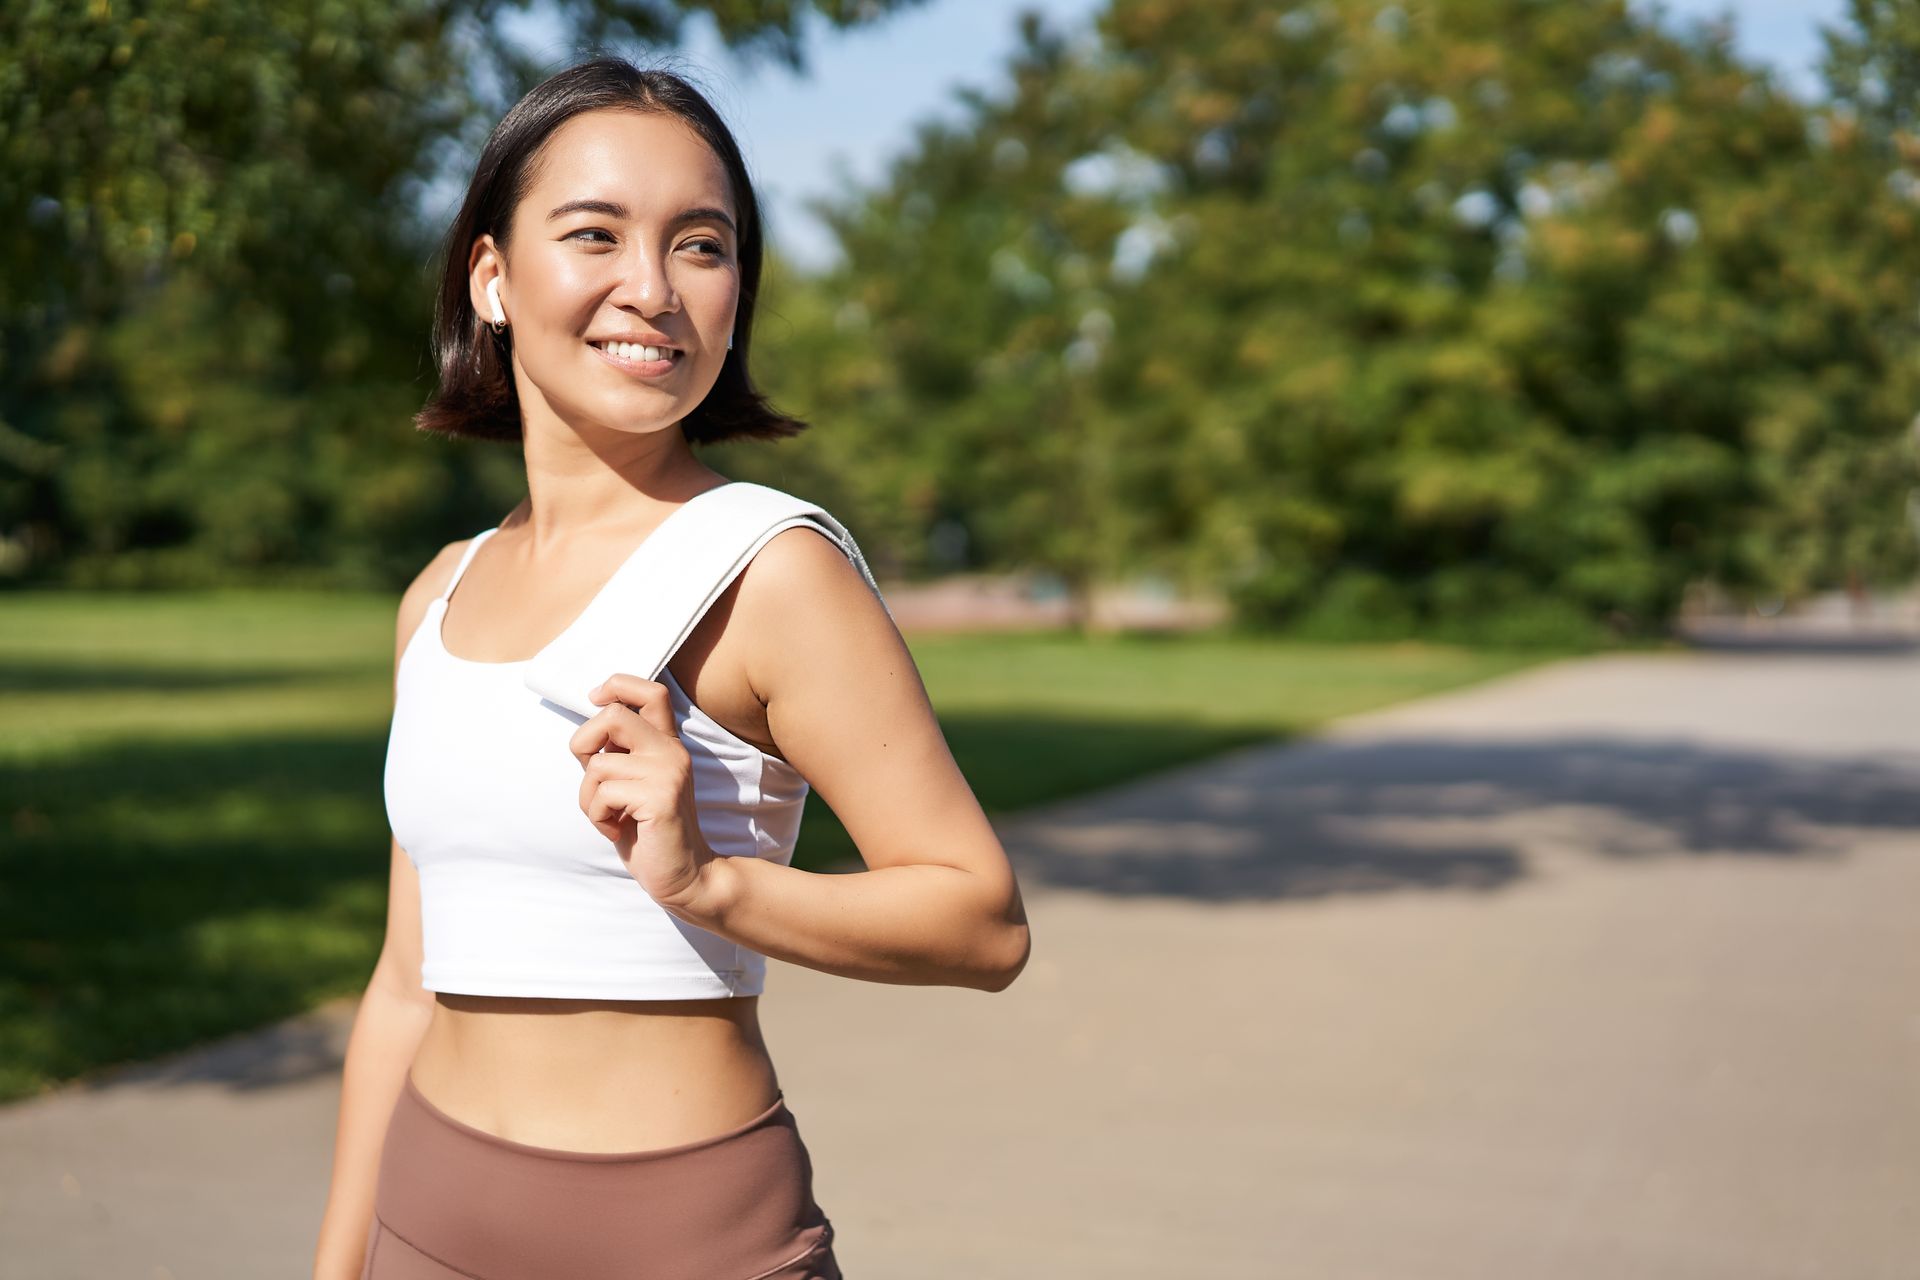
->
[418, 608, 799, 772]
[429, 593, 527, 669]
[434, 482, 736, 668]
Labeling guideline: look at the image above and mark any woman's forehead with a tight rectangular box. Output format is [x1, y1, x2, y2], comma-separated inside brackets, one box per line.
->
[529, 111, 734, 215]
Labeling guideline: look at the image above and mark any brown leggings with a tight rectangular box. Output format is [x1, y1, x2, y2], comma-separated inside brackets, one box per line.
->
[361, 1071, 841, 1279]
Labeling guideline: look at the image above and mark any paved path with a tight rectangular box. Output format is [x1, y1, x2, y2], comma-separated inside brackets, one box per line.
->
[4, 648, 1917, 1278]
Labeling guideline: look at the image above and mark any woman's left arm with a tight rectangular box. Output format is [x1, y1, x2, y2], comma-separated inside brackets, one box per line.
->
[676, 525, 1030, 993]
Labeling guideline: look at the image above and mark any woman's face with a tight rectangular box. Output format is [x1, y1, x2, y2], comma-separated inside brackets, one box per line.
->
[472, 108, 741, 438]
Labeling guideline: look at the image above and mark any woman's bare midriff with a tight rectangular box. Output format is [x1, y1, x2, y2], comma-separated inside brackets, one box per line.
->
[406, 511, 789, 1156]
[407, 992, 781, 1154]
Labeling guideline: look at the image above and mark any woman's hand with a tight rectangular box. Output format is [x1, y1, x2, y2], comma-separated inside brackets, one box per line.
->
[570, 672, 716, 916]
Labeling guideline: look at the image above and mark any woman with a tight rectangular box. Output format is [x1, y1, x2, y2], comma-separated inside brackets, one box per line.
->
[312, 56, 1030, 1280]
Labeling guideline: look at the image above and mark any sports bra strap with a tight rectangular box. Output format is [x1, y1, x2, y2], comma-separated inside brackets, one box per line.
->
[522, 482, 890, 720]
[438, 527, 500, 603]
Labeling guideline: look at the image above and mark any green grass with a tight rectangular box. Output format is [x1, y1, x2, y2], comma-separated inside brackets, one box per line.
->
[0, 588, 1576, 1101]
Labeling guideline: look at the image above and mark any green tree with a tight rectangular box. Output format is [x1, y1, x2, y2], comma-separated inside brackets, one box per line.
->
[798, 15, 1147, 624]
[798, 0, 1919, 640]
[0, 0, 927, 585]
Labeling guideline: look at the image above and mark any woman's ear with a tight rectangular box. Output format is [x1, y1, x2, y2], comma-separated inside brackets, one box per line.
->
[468, 236, 504, 327]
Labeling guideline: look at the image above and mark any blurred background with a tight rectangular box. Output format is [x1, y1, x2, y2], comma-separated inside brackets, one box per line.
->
[2, 1, 1917, 1276]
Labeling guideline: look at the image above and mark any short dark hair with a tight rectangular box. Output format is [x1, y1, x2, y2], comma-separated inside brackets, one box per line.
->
[414, 56, 807, 446]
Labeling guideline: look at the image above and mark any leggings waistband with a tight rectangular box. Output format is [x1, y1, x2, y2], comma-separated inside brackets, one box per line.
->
[373, 1072, 837, 1278]
[401, 1069, 791, 1162]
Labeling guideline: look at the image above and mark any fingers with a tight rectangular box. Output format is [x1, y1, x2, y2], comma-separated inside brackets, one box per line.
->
[568, 672, 678, 768]
[577, 747, 655, 802]
[572, 674, 691, 828]
[594, 673, 678, 738]
[579, 756, 690, 826]
[585, 776, 649, 828]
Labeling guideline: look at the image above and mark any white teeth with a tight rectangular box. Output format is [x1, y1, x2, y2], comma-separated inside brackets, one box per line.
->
[595, 340, 672, 363]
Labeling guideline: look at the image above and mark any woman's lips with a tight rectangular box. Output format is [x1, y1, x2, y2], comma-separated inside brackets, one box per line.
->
[588, 341, 681, 379]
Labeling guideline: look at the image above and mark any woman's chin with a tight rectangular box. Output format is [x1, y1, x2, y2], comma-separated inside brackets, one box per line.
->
[590, 407, 688, 436]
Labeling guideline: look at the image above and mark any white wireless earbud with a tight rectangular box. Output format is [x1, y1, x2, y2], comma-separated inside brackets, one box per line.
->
[486, 278, 506, 328]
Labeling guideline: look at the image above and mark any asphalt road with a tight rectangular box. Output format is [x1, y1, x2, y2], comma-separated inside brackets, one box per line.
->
[4, 645, 1916, 1278]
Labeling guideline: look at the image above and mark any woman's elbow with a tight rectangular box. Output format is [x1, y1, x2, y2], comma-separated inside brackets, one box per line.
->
[976, 921, 1031, 993]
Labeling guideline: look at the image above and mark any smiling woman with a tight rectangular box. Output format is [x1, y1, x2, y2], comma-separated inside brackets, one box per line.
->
[410, 64, 801, 448]
[569, 202, 736, 375]
[313, 54, 1029, 1280]
[469, 109, 742, 422]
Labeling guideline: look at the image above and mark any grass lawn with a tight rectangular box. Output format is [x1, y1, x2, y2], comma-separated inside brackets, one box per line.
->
[0, 588, 1583, 1102]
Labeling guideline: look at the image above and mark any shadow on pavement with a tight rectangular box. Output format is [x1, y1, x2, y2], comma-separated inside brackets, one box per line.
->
[999, 732, 1920, 901]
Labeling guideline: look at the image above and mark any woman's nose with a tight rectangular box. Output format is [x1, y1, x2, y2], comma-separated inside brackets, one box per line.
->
[610, 252, 678, 312]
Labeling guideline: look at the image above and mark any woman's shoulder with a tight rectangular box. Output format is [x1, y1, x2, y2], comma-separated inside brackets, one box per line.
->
[725, 515, 897, 687]
[741, 517, 877, 609]
[390, 531, 489, 668]
[405, 532, 484, 610]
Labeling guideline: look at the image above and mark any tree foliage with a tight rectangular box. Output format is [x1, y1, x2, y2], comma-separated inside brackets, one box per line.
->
[0, 0, 925, 585]
[798, 0, 1920, 640]
[4, 0, 1915, 644]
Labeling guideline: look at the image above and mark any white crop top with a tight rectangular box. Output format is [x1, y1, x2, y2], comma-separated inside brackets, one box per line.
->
[381, 481, 889, 1000]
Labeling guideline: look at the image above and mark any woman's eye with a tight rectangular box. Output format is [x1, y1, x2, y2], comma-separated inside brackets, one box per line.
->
[563, 229, 726, 258]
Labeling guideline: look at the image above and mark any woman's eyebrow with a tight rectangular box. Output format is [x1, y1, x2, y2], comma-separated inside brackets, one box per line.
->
[546, 198, 736, 235]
